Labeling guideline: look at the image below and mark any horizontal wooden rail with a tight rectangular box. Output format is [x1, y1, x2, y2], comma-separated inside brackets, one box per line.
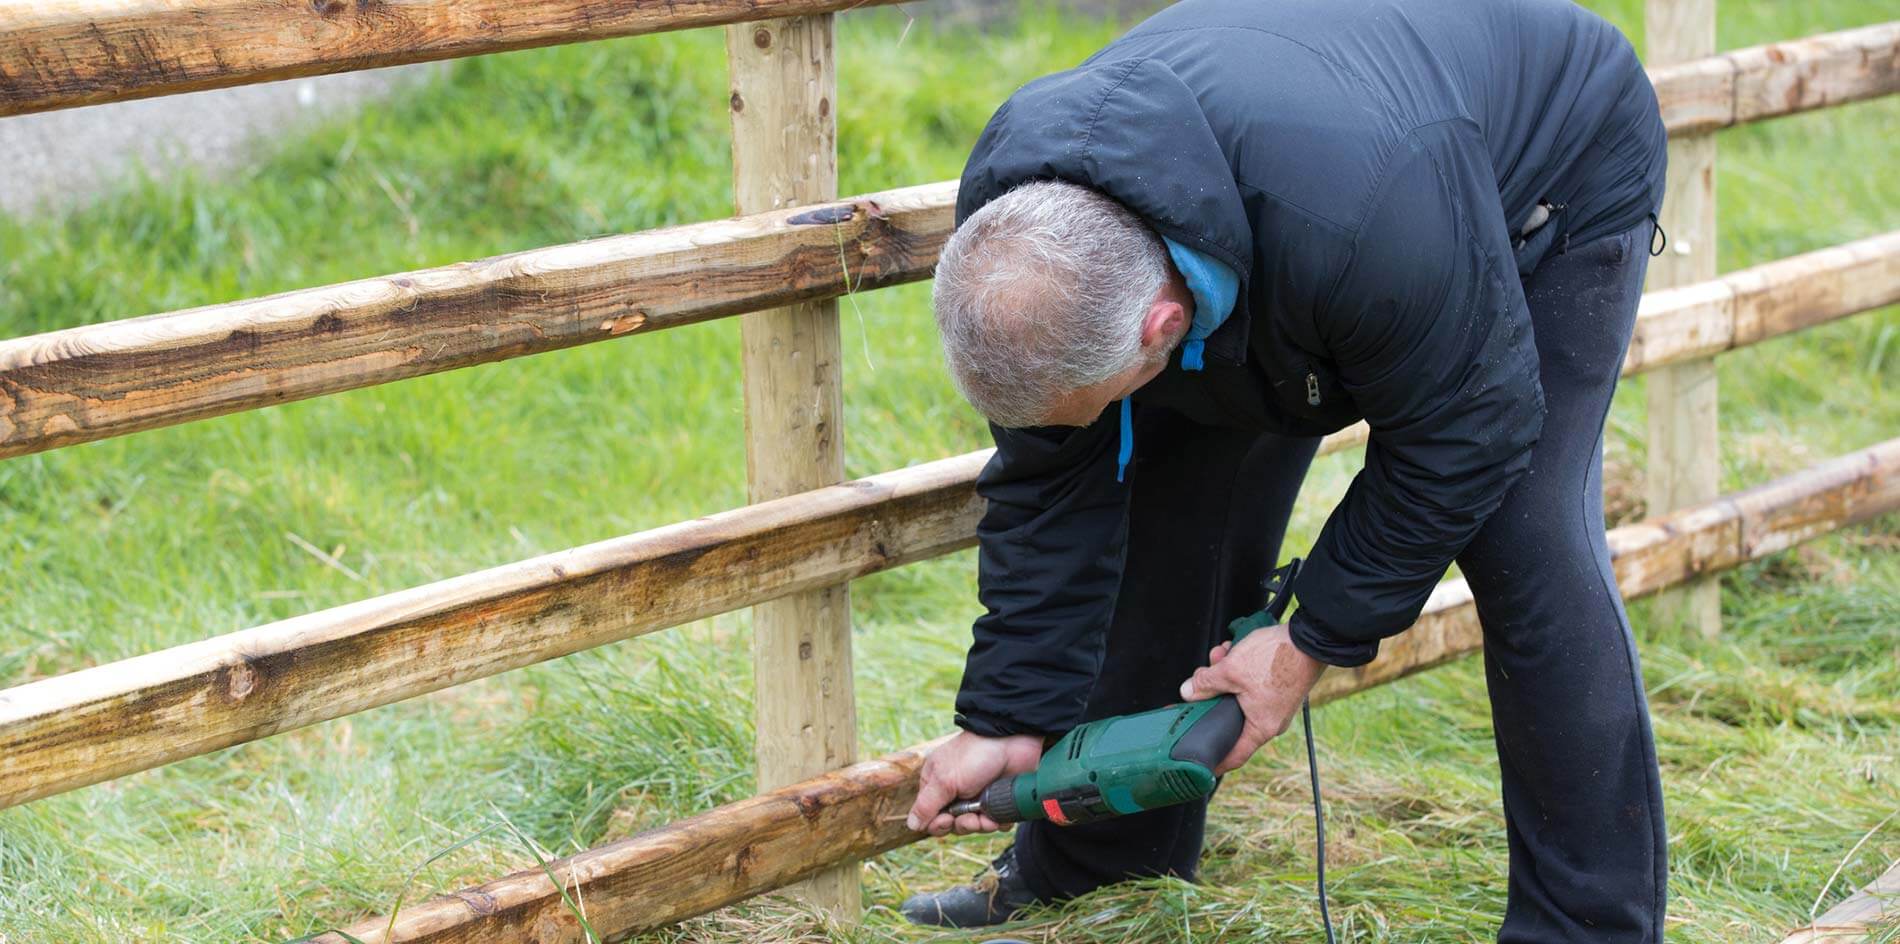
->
[1622, 229, 1900, 376]
[1651, 21, 1900, 135]
[0, 181, 955, 459]
[1779, 861, 1899, 943]
[316, 437, 1900, 943]
[0, 0, 912, 118]
[2, 28, 1894, 461]
[2, 234, 1893, 808]
[0, 451, 985, 809]
[314, 737, 952, 944]
[1, 186, 1893, 462]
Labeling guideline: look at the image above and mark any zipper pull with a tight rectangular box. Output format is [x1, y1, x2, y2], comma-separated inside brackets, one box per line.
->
[1306, 371, 1321, 406]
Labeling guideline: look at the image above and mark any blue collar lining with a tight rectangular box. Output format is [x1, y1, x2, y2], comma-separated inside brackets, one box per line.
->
[1117, 239, 1238, 481]
[1162, 237, 1239, 373]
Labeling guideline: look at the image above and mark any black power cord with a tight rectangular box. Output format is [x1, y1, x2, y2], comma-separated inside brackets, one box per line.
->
[1266, 558, 1335, 943]
[1300, 697, 1335, 943]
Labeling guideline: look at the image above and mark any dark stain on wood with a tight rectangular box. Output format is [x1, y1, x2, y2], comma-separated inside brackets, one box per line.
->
[793, 791, 824, 823]
[787, 204, 855, 226]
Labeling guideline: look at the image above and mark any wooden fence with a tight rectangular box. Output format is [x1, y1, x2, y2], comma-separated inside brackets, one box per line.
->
[0, 3, 1895, 941]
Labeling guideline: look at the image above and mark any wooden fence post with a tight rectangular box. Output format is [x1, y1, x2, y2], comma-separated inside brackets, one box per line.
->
[725, 13, 860, 918]
[1645, 0, 1722, 637]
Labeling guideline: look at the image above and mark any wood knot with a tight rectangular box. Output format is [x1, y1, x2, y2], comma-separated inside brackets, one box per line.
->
[729, 90, 744, 113]
[752, 27, 772, 48]
[225, 661, 258, 700]
[453, 890, 499, 915]
[601, 311, 647, 335]
[310, 0, 347, 14]
[817, 97, 830, 118]
[798, 641, 813, 660]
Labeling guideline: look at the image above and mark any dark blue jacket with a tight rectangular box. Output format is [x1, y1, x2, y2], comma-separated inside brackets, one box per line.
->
[952, 0, 1667, 738]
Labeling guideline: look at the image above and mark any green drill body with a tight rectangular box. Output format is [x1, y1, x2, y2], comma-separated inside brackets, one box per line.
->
[947, 560, 1301, 827]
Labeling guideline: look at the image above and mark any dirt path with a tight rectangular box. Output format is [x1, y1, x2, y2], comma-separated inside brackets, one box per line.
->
[0, 65, 440, 219]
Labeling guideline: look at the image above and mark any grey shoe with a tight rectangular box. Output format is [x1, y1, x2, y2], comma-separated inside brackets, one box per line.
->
[900, 845, 1041, 928]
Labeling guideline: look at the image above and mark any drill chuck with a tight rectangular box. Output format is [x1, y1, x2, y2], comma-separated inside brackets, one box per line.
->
[944, 778, 1024, 823]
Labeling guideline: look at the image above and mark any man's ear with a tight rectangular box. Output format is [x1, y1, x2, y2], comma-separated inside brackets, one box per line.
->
[1139, 299, 1189, 353]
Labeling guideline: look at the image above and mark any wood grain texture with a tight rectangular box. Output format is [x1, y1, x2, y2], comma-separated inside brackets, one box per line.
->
[0, 0, 912, 117]
[1, 235, 1889, 811]
[0, 181, 954, 459]
[0, 452, 985, 811]
[1653, 21, 1900, 135]
[1646, 0, 1723, 638]
[726, 12, 858, 917]
[312, 737, 953, 944]
[1779, 861, 1900, 943]
[316, 440, 1900, 942]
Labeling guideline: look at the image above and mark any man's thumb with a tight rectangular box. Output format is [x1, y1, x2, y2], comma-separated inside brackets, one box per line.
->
[906, 770, 954, 831]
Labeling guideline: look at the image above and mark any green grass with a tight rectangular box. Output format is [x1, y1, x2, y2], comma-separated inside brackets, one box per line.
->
[0, 2, 1895, 941]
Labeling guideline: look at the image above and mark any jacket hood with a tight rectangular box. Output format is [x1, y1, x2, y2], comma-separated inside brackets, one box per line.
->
[955, 57, 1256, 367]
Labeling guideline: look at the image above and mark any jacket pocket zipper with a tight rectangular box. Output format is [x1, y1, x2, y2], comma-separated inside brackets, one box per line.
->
[1305, 370, 1322, 406]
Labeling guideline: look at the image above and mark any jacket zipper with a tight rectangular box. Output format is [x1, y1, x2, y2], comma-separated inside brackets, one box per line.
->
[1305, 370, 1322, 406]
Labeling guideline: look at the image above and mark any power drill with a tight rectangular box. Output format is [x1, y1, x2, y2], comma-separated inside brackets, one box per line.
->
[945, 559, 1302, 827]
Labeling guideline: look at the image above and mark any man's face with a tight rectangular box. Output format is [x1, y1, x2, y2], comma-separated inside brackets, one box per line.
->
[1039, 355, 1168, 427]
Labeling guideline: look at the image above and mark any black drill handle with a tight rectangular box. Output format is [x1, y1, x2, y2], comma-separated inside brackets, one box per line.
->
[1169, 695, 1246, 772]
[1178, 560, 1301, 771]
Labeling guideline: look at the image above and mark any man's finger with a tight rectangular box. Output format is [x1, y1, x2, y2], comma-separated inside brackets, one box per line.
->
[927, 812, 956, 837]
[953, 812, 988, 834]
[1179, 661, 1238, 701]
[908, 771, 957, 831]
[1215, 728, 1266, 776]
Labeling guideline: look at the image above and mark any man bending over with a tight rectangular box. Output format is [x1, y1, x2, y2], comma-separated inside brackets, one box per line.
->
[902, 0, 1670, 940]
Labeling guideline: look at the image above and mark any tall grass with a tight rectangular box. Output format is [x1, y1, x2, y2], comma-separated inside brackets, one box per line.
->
[0, 1, 1894, 941]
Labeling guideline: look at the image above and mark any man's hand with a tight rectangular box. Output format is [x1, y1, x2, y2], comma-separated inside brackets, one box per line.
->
[906, 730, 1045, 836]
[1178, 624, 1324, 774]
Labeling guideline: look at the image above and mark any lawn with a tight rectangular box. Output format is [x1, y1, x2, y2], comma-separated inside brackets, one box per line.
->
[0, 1, 1894, 941]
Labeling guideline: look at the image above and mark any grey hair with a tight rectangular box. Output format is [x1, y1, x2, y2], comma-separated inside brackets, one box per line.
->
[932, 180, 1170, 427]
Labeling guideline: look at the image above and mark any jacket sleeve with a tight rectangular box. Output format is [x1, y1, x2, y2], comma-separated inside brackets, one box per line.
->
[1288, 127, 1546, 667]
[953, 412, 1131, 737]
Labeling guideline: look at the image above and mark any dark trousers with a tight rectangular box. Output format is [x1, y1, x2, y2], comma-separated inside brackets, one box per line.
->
[1014, 223, 1668, 943]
